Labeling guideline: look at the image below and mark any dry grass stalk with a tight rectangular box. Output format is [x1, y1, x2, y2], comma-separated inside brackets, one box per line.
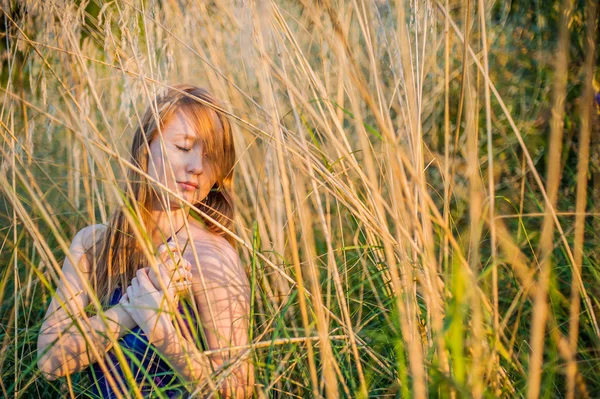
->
[527, 0, 573, 397]
[566, 1, 598, 398]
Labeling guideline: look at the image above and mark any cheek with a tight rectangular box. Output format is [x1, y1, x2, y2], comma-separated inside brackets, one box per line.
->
[147, 147, 164, 180]
[147, 144, 180, 185]
[202, 167, 217, 188]
[197, 172, 216, 200]
[149, 152, 188, 189]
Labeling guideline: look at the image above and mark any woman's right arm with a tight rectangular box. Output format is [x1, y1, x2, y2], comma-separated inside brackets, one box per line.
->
[37, 225, 137, 380]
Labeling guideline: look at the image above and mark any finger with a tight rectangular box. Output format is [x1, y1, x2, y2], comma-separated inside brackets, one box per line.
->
[159, 266, 179, 297]
[119, 292, 129, 304]
[136, 268, 149, 279]
[158, 242, 180, 263]
[153, 266, 166, 285]
[159, 264, 189, 284]
[157, 244, 170, 263]
[159, 241, 178, 253]
[172, 281, 192, 294]
[180, 257, 192, 271]
[172, 273, 192, 292]
[126, 285, 133, 301]
[136, 268, 151, 288]
[129, 279, 137, 298]
[176, 256, 190, 273]
[161, 255, 187, 275]
[153, 264, 172, 290]
[156, 265, 189, 295]
[137, 268, 157, 291]
[172, 266, 192, 283]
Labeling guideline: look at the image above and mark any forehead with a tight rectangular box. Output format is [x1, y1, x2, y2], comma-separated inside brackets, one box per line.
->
[159, 106, 223, 144]
[161, 110, 196, 139]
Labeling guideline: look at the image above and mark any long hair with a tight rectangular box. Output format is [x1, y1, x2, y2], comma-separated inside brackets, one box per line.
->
[85, 84, 235, 305]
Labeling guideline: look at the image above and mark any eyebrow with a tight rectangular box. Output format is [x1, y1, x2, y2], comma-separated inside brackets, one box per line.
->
[175, 133, 195, 140]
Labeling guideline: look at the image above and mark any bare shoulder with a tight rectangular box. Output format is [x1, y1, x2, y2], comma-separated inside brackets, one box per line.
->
[75, 224, 108, 249]
[46, 224, 108, 304]
[180, 227, 248, 292]
[185, 229, 242, 271]
[69, 224, 108, 273]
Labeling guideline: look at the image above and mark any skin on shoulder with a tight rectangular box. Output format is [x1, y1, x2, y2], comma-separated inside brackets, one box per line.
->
[173, 223, 251, 352]
[175, 219, 242, 269]
[74, 224, 108, 271]
[180, 225, 248, 299]
[52, 224, 108, 302]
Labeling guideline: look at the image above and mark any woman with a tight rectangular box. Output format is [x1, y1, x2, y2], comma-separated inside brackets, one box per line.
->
[37, 85, 254, 398]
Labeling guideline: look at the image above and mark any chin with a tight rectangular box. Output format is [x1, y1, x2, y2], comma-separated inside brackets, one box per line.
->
[162, 193, 192, 208]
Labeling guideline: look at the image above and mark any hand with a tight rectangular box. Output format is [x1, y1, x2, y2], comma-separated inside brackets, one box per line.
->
[119, 269, 174, 344]
[147, 263, 192, 300]
[149, 243, 193, 299]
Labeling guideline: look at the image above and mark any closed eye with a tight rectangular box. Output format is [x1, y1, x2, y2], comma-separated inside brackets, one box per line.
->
[176, 145, 191, 152]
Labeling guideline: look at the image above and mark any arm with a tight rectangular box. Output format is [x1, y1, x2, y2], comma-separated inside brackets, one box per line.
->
[126, 239, 254, 398]
[37, 225, 137, 380]
[174, 240, 253, 398]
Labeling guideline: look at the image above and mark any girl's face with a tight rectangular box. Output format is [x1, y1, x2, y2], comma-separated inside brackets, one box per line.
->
[147, 109, 217, 208]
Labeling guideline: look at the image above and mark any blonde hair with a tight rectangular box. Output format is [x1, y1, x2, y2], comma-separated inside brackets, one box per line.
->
[86, 84, 235, 304]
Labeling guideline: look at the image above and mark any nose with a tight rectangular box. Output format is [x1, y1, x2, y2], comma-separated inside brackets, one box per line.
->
[186, 149, 204, 175]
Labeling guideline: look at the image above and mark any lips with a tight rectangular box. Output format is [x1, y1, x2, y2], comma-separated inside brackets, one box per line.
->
[178, 181, 198, 191]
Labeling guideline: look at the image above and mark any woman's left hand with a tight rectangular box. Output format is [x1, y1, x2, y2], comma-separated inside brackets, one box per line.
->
[120, 269, 174, 345]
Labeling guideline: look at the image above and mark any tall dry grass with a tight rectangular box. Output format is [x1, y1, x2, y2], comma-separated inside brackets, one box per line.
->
[0, 0, 599, 398]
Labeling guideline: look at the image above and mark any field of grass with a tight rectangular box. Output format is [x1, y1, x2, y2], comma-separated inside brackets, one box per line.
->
[0, 0, 599, 397]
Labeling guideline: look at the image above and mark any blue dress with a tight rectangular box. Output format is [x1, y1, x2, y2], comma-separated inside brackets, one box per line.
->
[87, 287, 203, 398]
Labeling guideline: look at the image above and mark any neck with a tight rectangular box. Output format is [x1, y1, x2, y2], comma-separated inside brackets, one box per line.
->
[147, 205, 188, 247]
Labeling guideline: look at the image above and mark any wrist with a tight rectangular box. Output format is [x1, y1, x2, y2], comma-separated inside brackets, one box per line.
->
[113, 303, 138, 330]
